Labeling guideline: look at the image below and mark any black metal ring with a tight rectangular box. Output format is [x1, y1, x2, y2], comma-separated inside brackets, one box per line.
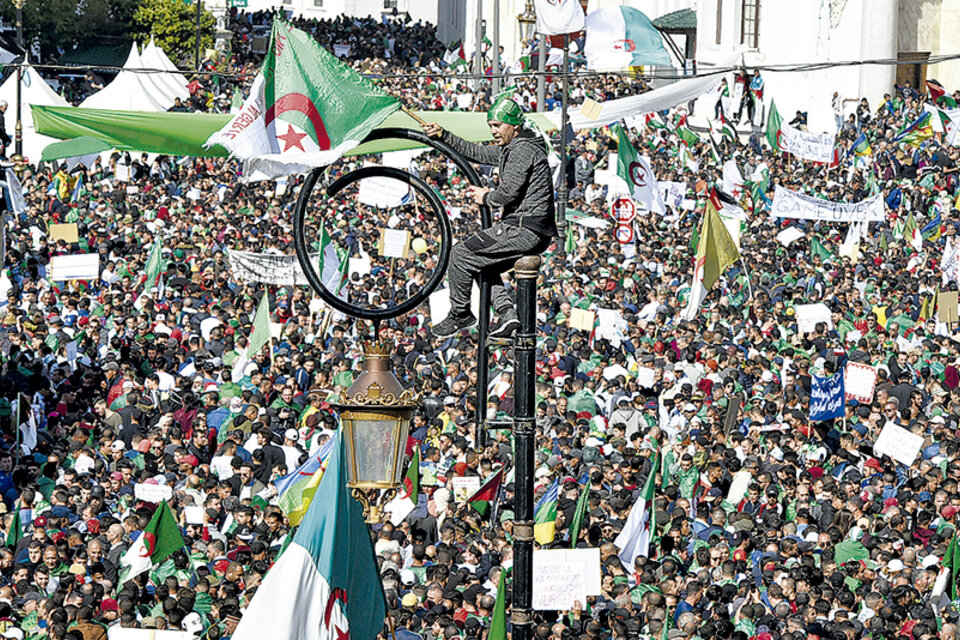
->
[293, 165, 452, 321]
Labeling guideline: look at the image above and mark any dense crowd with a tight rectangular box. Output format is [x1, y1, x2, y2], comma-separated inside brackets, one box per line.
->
[1, 11, 959, 640]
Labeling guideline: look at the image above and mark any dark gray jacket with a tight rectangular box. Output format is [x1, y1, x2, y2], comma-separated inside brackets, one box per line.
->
[441, 127, 557, 239]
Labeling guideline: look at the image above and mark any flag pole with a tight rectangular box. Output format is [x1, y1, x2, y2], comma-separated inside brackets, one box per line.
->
[739, 256, 755, 301]
[400, 106, 427, 127]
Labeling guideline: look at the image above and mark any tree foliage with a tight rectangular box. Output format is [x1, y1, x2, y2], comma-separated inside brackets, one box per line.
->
[0, 0, 139, 60]
[132, 0, 215, 68]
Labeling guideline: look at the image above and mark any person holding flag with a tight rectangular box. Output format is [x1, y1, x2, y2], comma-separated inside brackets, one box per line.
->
[420, 95, 557, 340]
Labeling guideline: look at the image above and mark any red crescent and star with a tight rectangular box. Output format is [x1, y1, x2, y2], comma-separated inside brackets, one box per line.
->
[265, 93, 332, 151]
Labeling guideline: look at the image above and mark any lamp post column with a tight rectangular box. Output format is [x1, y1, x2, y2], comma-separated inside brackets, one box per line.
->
[13, 0, 25, 163]
[511, 255, 541, 640]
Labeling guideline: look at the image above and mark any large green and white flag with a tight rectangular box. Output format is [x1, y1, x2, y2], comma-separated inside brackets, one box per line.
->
[206, 18, 400, 181]
[614, 125, 665, 214]
[119, 501, 186, 585]
[614, 453, 659, 570]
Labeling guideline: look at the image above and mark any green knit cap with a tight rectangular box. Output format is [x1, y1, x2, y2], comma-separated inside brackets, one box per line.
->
[487, 95, 524, 126]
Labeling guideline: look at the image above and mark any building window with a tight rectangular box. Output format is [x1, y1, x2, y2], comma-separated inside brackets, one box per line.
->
[715, 0, 723, 45]
[384, 0, 397, 8]
[741, 0, 760, 48]
[314, 0, 322, 5]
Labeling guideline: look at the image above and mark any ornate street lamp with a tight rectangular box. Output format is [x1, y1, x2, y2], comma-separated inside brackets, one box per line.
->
[517, 0, 536, 45]
[333, 341, 418, 523]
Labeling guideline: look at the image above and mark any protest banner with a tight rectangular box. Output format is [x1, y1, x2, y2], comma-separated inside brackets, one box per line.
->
[771, 186, 885, 223]
[451, 476, 480, 503]
[333, 43, 351, 57]
[134, 483, 174, 503]
[844, 362, 877, 404]
[776, 227, 805, 246]
[810, 372, 845, 422]
[227, 249, 321, 286]
[48, 254, 100, 281]
[779, 124, 837, 164]
[357, 167, 412, 208]
[795, 303, 834, 334]
[49, 223, 79, 243]
[874, 423, 923, 466]
[532, 549, 601, 611]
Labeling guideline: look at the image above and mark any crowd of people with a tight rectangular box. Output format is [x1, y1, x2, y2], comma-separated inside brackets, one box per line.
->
[0, 10, 958, 640]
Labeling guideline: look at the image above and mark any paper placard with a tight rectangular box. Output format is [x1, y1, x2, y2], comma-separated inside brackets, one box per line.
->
[844, 362, 877, 404]
[48, 254, 100, 281]
[349, 253, 372, 276]
[579, 98, 604, 122]
[532, 549, 601, 611]
[49, 223, 79, 244]
[379, 228, 411, 259]
[134, 483, 174, 504]
[568, 308, 596, 332]
[184, 506, 205, 525]
[636, 367, 656, 388]
[939, 291, 959, 324]
[115, 164, 130, 182]
[358, 171, 411, 209]
[795, 303, 833, 335]
[269, 322, 283, 339]
[874, 423, 924, 466]
[451, 476, 480, 503]
[776, 227, 805, 246]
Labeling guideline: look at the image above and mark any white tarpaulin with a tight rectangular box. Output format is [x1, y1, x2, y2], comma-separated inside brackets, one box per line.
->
[771, 186, 885, 223]
[543, 56, 737, 130]
[0, 65, 69, 164]
[779, 124, 837, 164]
[227, 249, 321, 286]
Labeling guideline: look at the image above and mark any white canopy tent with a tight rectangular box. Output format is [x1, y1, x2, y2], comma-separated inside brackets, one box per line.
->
[140, 38, 189, 104]
[0, 65, 69, 163]
[80, 44, 169, 111]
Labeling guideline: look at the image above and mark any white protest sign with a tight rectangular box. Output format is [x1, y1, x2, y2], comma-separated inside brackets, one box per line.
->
[596, 308, 627, 346]
[114, 163, 131, 182]
[779, 124, 837, 164]
[873, 423, 924, 466]
[532, 549, 601, 611]
[795, 303, 834, 334]
[776, 227, 805, 246]
[134, 483, 174, 503]
[48, 254, 100, 281]
[358, 168, 411, 209]
[844, 362, 877, 404]
[349, 252, 372, 276]
[636, 367, 656, 388]
[380, 228, 411, 258]
[451, 476, 480, 503]
[184, 505, 205, 525]
[428, 285, 480, 324]
[771, 185, 885, 223]
[659, 181, 686, 209]
[333, 43, 351, 57]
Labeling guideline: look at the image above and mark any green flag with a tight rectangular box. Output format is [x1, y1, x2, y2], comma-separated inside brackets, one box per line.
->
[489, 568, 510, 640]
[465, 465, 504, 515]
[946, 531, 960, 600]
[247, 291, 272, 359]
[401, 447, 420, 504]
[119, 501, 186, 584]
[676, 125, 700, 147]
[6, 506, 20, 549]
[568, 485, 590, 549]
[811, 237, 832, 261]
[142, 238, 163, 290]
[205, 18, 400, 180]
[565, 224, 576, 254]
[766, 99, 782, 150]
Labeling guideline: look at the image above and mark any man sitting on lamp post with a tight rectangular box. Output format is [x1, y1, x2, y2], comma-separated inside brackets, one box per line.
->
[420, 95, 557, 339]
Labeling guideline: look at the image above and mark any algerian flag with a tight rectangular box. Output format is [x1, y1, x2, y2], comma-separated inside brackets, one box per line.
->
[615, 453, 659, 571]
[717, 113, 737, 141]
[142, 238, 163, 290]
[232, 432, 385, 640]
[584, 6, 671, 70]
[465, 465, 504, 515]
[681, 196, 740, 320]
[119, 501, 186, 585]
[721, 159, 744, 200]
[533, 0, 584, 35]
[317, 225, 348, 297]
[614, 125, 665, 214]
[205, 18, 400, 181]
[231, 291, 271, 382]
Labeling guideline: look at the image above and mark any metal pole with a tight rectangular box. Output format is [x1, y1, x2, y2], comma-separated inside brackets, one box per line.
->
[511, 255, 540, 640]
[491, 0, 500, 95]
[556, 34, 570, 256]
[195, 0, 202, 70]
[474, 0, 484, 91]
[536, 36, 546, 111]
[13, 0, 23, 161]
